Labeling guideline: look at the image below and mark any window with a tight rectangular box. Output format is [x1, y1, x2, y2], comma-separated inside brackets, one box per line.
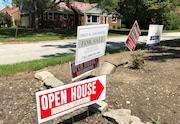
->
[48, 13, 53, 20]
[43, 12, 54, 20]
[86, 15, 99, 23]
[92, 16, 99, 23]
[111, 15, 117, 23]
[63, 14, 68, 20]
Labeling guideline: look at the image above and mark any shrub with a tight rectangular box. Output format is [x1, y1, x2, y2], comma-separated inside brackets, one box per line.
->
[0, 12, 12, 27]
[131, 49, 145, 69]
[118, 24, 121, 29]
[14, 19, 21, 26]
[113, 25, 116, 29]
[160, 13, 180, 30]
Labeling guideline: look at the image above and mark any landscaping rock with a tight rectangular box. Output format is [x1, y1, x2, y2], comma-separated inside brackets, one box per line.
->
[103, 109, 131, 124]
[34, 71, 54, 80]
[43, 76, 64, 88]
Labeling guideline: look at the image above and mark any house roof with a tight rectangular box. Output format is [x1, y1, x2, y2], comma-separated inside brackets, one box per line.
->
[8, 7, 19, 15]
[53, 2, 73, 14]
[72, 2, 97, 13]
[0, 6, 19, 16]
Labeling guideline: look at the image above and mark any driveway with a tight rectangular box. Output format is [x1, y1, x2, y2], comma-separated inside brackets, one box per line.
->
[0, 32, 180, 65]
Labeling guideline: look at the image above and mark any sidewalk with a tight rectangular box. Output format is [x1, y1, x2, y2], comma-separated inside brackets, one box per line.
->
[0, 32, 180, 65]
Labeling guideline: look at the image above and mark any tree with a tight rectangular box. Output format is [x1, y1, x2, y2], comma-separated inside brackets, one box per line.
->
[117, 0, 180, 29]
[87, 0, 120, 12]
[12, 0, 20, 6]
[19, 0, 60, 31]
[0, 12, 12, 27]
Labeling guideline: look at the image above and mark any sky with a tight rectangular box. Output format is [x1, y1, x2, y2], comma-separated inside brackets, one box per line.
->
[0, 0, 12, 8]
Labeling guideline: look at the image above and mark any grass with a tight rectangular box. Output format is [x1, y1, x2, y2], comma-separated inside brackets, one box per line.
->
[0, 54, 75, 77]
[0, 27, 179, 43]
[0, 27, 146, 42]
[0, 28, 76, 42]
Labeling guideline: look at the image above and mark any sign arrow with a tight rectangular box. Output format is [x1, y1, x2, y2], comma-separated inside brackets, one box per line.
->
[90, 79, 104, 101]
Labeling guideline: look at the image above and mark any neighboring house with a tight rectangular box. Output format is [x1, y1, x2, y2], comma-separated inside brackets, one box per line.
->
[19, 1, 74, 28]
[0, 5, 20, 26]
[42, 2, 74, 29]
[19, 0, 121, 29]
[71, 1, 121, 29]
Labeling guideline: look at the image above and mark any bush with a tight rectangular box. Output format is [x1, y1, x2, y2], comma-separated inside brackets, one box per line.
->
[14, 19, 21, 26]
[160, 13, 180, 30]
[0, 12, 12, 28]
[118, 24, 121, 29]
[131, 50, 145, 69]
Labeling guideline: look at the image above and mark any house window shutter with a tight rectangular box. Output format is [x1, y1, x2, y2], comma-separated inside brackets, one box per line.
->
[43, 13, 47, 20]
[87, 15, 91, 22]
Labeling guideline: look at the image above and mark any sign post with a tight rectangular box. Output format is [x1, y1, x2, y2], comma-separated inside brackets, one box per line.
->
[125, 20, 141, 51]
[75, 24, 109, 65]
[36, 75, 106, 123]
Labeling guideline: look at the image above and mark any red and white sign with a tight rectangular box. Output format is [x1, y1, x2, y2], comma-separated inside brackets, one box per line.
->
[125, 20, 141, 51]
[70, 58, 99, 81]
[36, 75, 106, 123]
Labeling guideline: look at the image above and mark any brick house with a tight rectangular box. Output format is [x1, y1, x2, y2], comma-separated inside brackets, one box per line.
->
[0, 4, 20, 26]
[71, 1, 121, 29]
[19, 0, 121, 29]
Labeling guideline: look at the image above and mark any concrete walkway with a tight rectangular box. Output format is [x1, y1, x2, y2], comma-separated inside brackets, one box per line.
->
[0, 32, 180, 65]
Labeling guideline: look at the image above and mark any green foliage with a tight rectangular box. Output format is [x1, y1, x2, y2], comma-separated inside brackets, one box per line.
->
[117, 25, 121, 29]
[0, 12, 12, 28]
[12, 0, 20, 6]
[85, 0, 120, 12]
[160, 13, 180, 30]
[151, 116, 161, 124]
[131, 49, 145, 69]
[117, 0, 180, 29]
[14, 19, 21, 26]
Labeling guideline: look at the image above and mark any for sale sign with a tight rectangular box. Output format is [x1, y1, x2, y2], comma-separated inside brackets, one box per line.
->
[75, 24, 109, 65]
[70, 58, 99, 81]
[125, 20, 141, 51]
[146, 24, 163, 47]
[36, 75, 106, 123]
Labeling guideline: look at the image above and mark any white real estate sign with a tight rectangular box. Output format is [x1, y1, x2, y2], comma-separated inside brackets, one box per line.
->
[147, 24, 163, 47]
[75, 24, 109, 65]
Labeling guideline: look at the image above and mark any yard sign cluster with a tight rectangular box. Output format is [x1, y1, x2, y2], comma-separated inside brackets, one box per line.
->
[36, 24, 109, 123]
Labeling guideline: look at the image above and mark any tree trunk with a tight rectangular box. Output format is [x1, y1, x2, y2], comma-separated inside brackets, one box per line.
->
[33, 0, 38, 31]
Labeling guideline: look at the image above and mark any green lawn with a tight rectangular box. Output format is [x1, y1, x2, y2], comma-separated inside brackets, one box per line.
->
[0, 27, 179, 43]
[0, 54, 75, 77]
[0, 28, 76, 42]
[0, 28, 137, 42]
